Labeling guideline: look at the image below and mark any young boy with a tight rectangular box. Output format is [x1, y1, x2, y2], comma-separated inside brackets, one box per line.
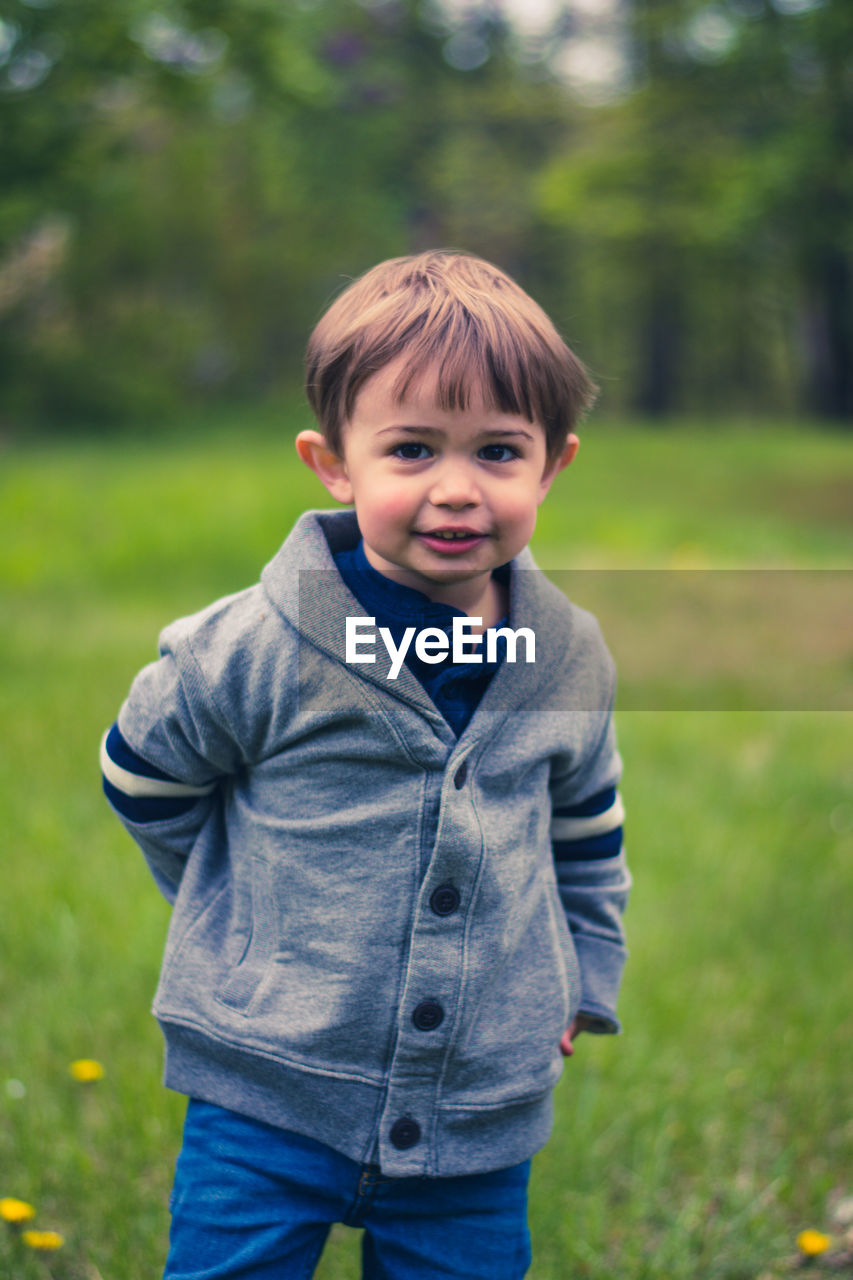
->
[101, 250, 630, 1280]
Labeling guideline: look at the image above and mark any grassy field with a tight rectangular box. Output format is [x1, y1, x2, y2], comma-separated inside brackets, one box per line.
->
[1, 414, 851, 1279]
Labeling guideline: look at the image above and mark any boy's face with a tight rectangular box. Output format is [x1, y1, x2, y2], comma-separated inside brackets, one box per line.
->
[297, 358, 577, 607]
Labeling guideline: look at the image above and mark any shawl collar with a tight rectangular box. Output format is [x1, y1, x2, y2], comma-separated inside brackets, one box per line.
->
[260, 509, 575, 738]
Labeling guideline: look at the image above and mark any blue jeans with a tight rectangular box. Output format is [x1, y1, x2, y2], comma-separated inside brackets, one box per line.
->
[165, 1100, 532, 1280]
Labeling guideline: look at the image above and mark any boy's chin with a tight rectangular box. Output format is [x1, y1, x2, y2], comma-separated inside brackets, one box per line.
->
[423, 570, 488, 586]
[409, 561, 494, 586]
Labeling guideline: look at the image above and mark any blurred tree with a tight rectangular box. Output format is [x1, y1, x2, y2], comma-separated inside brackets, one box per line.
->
[537, 0, 853, 422]
[0, 0, 574, 424]
[741, 0, 853, 419]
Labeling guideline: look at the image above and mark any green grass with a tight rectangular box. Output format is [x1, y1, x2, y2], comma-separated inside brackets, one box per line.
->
[1, 414, 851, 1278]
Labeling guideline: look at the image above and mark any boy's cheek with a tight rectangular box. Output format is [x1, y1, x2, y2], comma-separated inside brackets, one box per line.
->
[356, 490, 415, 532]
[503, 497, 541, 540]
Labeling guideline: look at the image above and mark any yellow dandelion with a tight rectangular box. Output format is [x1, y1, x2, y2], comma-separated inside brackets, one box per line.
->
[22, 1229, 65, 1251]
[796, 1229, 831, 1257]
[69, 1058, 105, 1083]
[0, 1197, 36, 1224]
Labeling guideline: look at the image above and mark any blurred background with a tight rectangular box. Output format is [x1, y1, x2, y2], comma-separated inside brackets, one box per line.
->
[2, 0, 852, 431]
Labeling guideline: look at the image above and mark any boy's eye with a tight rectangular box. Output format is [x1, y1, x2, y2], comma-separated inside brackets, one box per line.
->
[393, 442, 431, 460]
[479, 444, 519, 463]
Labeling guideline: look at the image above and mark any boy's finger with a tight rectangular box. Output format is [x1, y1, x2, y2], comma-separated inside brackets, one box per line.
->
[559, 1030, 574, 1057]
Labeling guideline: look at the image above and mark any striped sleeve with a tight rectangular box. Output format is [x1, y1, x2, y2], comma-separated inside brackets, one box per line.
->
[551, 770, 630, 1033]
[551, 785, 624, 861]
[101, 722, 217, 823]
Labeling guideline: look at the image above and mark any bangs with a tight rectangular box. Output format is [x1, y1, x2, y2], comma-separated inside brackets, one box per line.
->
[386, 313, 558, 430]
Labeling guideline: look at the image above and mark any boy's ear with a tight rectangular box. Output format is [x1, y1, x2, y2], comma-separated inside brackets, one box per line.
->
[538, 433, 579, 501]
[295, 430, 353, 505]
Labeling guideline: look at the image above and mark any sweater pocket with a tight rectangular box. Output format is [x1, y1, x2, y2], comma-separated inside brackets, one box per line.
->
[446, 877, 580, 1104]
[216, 855, 277, 1013]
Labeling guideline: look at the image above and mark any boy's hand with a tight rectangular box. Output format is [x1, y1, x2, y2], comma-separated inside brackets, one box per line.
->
[559, 1015, 595, 1057]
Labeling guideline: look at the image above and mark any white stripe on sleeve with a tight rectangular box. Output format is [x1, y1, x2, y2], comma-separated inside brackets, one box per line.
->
[550, 792, 625, 842]
[100, 732, 217, 800]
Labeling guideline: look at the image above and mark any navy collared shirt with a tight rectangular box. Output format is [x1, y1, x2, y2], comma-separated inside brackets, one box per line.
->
[334, 540, 509, 737]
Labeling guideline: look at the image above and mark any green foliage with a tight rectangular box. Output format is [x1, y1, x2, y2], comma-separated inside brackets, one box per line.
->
[537, 0, 853, 417]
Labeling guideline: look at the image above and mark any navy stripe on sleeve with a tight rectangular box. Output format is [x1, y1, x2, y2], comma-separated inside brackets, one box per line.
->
[553, 786, 617, 819]
[102, 776, 201, 823]
[553, 827, 623, 862]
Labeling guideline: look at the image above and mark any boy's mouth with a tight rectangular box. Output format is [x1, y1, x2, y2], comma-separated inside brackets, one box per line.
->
[416, 527, 488, 553]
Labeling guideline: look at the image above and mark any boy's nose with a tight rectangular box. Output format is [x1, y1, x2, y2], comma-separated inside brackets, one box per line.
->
[428, 462, 482, 508]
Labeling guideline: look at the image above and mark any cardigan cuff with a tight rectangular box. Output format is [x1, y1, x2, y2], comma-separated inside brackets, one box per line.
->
[573, 932, 627, 1034]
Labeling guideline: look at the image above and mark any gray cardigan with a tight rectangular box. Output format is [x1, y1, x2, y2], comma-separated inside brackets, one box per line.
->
[109, 509, 630, 1177]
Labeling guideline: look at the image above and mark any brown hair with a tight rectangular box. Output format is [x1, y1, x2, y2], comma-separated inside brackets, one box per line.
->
[305, 250, 597, 464]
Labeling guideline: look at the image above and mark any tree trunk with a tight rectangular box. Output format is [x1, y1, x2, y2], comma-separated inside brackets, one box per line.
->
[801, 244, 853, 421]
[632, 276, 682, 417]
